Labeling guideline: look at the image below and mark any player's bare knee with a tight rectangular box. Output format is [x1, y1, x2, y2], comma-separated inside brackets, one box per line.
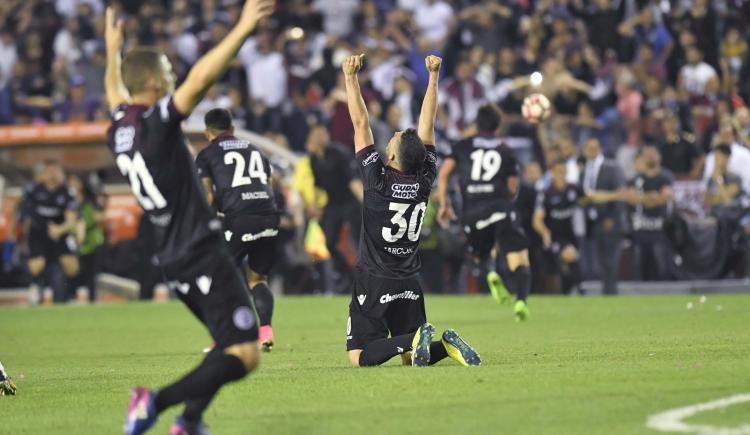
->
[506, 250, 530, 271]
[225, 342, 260, 372]
[348, 350, 362, 367]
[247, 271, 267, 289]
[28, 258, 45, 277]
[560, 246, 578, 264]
[60, 256, 80, 277]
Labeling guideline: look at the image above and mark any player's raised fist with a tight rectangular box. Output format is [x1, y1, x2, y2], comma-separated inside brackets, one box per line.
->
[343, 54, 365, 77]
[239, 0, 275, 30]
[425, 55, 442, 73]
[104, 7, 124, 53]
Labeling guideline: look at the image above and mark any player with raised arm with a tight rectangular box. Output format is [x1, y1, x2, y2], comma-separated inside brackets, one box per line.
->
[343, 54, 480, 368]
[436, 104, 532, 322]
[196, 108, 279, 352]
[104, 2, 274, 434]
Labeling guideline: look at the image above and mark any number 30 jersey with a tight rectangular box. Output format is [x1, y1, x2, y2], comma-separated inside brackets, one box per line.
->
[194, 133, 277, 218]
[107, 96, 220, 266]
[355, 144, 437, 279]
[446, 134, 519, 219]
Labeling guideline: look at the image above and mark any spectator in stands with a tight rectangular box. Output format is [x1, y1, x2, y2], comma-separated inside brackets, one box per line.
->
[656, 114, 703, 178]
[679, 45, 719, 103]
[624, 146, 674, 281]
[703, 124, 750, 195]
[704, 144, 743, 220]
[239, 28, 287, 133]
[441, 60, 485, 139]
[582, 138, 626, 295]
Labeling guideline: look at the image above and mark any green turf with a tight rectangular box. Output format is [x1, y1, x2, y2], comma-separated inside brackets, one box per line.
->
[684, 401, 750, 428]
[0, 294, 748, 434]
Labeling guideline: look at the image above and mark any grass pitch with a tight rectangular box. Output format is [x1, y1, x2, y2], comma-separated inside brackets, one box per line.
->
[0, 294, 748, 434]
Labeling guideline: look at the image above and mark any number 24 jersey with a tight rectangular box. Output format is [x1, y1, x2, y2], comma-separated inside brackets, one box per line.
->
[355, 144, 437, 279]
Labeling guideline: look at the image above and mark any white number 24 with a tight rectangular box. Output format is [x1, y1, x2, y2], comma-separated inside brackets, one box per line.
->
[224, 151, 268, 187]
[382, 202, 427, 243]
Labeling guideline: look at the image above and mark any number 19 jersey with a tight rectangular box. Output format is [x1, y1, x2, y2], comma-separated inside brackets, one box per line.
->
[447, 134, 518, 219]
[355, 144, 437, 279]
[107, 96, 220, 266]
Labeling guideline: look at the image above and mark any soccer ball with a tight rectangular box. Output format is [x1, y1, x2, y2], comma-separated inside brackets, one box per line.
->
[521, 93, 551, 123]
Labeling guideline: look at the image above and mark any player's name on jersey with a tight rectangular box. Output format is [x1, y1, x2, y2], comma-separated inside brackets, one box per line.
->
[242, 191, 270, 200]
[219, 139, 249, 150]
[467, 183, 496, 194]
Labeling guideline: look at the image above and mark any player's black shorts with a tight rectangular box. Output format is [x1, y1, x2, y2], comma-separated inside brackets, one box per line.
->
[464, 204, 528, 259]
[223, 214, 280, 276]
[550, 234, 579, 254]
[163, 236, 258, 348]
[28, 227, 77, 260]
[346, 272, 426, 351]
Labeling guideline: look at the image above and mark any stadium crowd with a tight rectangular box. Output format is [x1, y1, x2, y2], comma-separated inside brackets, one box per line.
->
[2, 0, 750, 300]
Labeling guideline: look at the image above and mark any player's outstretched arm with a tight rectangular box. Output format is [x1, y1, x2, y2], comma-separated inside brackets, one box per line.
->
[436, 158, 457, 228]
[342, 54, 374, 153]
[417, 55, 442, 145]
[173, 0, 274, 115]
[104, 7, 130, 111]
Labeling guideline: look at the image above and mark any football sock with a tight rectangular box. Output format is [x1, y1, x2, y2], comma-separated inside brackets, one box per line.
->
[428, 341, 448, 365]
[561, 261, 582, 295]
[251, 282, 274, 326]
[154, 350, 247, 413]
[506, 266, 530, 302]
[182, 396, 214, 424]
[358, 334, 414, 367]
[64, 274, 78, 302]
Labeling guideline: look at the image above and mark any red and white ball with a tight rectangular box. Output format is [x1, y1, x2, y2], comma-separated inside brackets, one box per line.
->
[521, 93, 551, 123]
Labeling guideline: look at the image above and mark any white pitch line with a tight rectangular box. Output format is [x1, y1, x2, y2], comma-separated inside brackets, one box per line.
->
[646, 393, 750, 434]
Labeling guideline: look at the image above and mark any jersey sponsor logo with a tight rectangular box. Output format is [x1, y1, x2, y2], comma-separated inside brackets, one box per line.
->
[361, 152, 379, 167]
[357, 294, 367, 305]
[114, 126, 135, 153]
[35, 205, 62, 217]
[233, 306, 256, 331]
[467, 183, 495, 194]
[632, 214, 664, 231]
[380, 291, 420, 304]
[242, 191, 270, 200]
[148, 212, 172, 227]
[391, 183, 420, 199]
[384, 246, 415, 256]
[475, 212, 507, 230]
[196, 275, 212, 295]
[241, 228, 279, 242]
[550, 208, 575, 220]
[219, 139, 250, 150]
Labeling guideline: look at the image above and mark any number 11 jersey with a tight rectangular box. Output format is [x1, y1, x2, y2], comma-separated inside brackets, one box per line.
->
[107, 96, 220, 266]
[355, 144, 437, 279]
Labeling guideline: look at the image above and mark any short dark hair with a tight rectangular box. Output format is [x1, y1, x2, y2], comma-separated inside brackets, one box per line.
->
[715, 144, 732, 156]
[476, 104, 501, 133]
[121, 48, 164, 95]
[204, 108, 234, 132]
[398, 128, 425, 174]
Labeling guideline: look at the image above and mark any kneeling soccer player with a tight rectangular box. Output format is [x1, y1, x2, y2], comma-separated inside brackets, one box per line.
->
[342, 54, 480, 367]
